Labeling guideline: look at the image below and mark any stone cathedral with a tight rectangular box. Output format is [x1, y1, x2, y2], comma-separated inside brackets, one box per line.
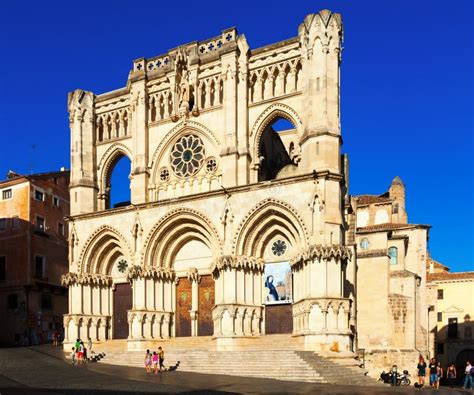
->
[62, 9, 430, 372]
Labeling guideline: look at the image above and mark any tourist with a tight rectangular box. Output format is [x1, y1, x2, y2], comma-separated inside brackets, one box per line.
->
[158, 346, 165, 372]
[83, 342, 88, 364]
[436, 361, 443, 389]
[78, 341, 85, 365]
[429, 358, 438, 388]
[71, 347, 76, 365]
[463, 361, 473, 389]
[446, 362, 456, 388]
[88, 337, 93, 354]
[144, 349, 152, 374]
[417, 356, 427, 386]
[152, 351, 159, 374]
[52, 330, 58, 347]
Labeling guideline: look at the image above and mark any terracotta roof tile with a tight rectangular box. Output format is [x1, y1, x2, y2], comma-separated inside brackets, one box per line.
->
[427, 271, 474, 282]
[357, 223, 429, 233]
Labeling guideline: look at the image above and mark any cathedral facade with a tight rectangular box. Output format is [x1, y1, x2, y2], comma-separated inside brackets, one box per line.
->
[63, 9, 429, 369]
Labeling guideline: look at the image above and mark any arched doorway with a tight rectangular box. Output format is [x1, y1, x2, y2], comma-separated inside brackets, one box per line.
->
[263, 236, 293, 334]
[456, 348, 474, 385]
[174, 239, 215, 337]
[113, 283, 132, 339]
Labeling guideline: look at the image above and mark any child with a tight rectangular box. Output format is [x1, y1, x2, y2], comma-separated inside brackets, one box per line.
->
[152, 351, 159, 374]
[144, 349, 152, 374]
[158, 347, 165, 372]
[71, 347, 76, 365]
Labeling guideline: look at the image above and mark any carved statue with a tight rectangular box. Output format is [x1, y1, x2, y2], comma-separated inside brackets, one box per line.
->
[178, 71, 190, 109]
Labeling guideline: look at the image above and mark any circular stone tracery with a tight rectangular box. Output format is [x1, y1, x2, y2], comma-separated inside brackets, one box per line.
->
[170, 134, 205, 178]
[272, 240, 287, 256]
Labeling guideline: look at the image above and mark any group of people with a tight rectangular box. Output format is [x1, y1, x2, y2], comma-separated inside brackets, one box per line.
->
[417, 356, 474, 389]
[71, 338, 93, 366]
[144, 347, 165, 374]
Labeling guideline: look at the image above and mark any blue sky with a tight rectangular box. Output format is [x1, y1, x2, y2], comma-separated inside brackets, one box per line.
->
[1, 0, 472, 271]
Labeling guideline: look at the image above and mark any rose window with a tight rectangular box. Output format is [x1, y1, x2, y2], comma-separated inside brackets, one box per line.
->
[159, 168, 170, 182]
[117, 259, 128, 273]
[272, 240, 287, 256]
[170, 135, 205, 178]
[205, 158, 217, 173]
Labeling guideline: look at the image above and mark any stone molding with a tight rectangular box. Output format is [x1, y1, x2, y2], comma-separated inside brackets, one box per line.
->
[211, 255, 265, 276]
[292, 297, 351, 314]
[290, 244, 352, 270]
[61, 272, 112, 286]
[125, 265, 175, 282]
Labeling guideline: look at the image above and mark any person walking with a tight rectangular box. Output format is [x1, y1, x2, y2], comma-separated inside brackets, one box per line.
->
[158, 346, 165, 372]
[417, 356, 427, 387]
[144, 349, 152, 374]
[436, 362, 443, 389]
[446, 362, 456, 388]
[463, 361, 473, 389]
[429, 358, 438, 388]
[152, 351, 159, 374]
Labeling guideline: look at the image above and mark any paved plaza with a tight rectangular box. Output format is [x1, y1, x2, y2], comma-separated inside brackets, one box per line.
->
[0, 346, 472, 394]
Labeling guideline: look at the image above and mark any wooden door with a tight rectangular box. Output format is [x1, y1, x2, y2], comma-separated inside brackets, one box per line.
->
[265, 304, 293, 334]
[176, 277, 192, 337]
[198, 275, 215, 336]
[113, 283, 132, 339]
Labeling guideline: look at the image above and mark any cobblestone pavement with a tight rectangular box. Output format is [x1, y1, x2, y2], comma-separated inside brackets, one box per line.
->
[0, 346, 472, 394]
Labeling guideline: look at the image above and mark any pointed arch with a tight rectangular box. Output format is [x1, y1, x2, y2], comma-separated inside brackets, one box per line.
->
[142, 208, 222, 268]
[79, 225, 133, 275]
[250, 102, 302, 137]
[97, 143, 133, 194]
[232, 198, 309, 257]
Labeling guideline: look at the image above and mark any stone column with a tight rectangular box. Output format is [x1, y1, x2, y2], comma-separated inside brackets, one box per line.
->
[68, 89, 97, 215]
[129, 77, 149, 205]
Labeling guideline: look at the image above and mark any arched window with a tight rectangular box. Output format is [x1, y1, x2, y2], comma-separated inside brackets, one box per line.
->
[106, 155, 131, 209]
[360, 238, 369, 250]
[388, 247, 398, 265]
[258, 116, 296, 181]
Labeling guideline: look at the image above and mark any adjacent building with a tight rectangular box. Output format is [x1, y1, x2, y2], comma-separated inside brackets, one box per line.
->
[427, 255, 474, 374]
[0, 170, 70, 345]
[349, 177, 431, 374]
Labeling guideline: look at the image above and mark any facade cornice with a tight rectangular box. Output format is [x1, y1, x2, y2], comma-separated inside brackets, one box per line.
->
[68, 171, 343, 222]
[356, 249, 388, 259]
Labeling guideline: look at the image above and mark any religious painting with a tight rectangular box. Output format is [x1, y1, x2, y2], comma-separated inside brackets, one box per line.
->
[263, 261, 292, 304]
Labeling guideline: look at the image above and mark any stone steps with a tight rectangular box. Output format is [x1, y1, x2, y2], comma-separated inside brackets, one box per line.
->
[98, 349, 379, 385]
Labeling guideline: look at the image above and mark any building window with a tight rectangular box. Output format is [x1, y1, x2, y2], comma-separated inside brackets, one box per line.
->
[0, 218, 6, 231]
[360, 238, 369, 250]
[7, 294, 18, 309]
[58, 222, 64, 236]
[34, 189, 45, 201]
[392, 203, 399, 214]
[448, 318, 458, 338]
[35, 255, 44, 279]
[36, 216, 45, 232]
[437, 289, 444, 300]
[437, 312, 442, 322]
[2, 189, 12, 200]
[53, 196, 60, 207]
[388, 246, 398, 265]
[12, 215, 20, 228]
[436, 343, 444, 354]
[0, 256, 5, 281]
[41, 293, 52, 310]
[465, 327, 472, 339]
